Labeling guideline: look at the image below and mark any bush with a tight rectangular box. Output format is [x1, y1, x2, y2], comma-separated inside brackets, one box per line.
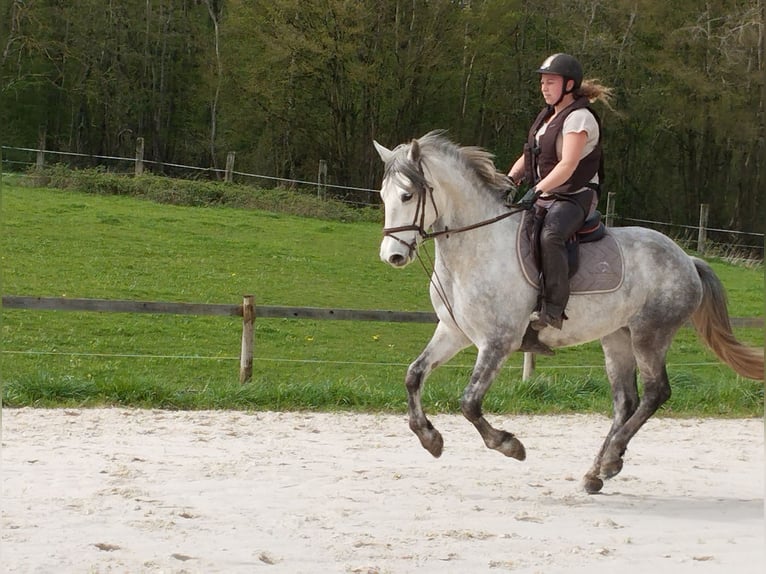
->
[22, 165, 382, 224]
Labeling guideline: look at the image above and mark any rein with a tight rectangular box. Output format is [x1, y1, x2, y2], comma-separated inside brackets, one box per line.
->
[381, 178, 527, 249]
[425, 209, 521, 239]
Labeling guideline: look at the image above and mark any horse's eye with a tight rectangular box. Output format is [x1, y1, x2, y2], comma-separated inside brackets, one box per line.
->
[401, 192, 414, 202]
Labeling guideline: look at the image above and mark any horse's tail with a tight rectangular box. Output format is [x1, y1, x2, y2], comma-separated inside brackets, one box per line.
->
[690, 257, 763, 381]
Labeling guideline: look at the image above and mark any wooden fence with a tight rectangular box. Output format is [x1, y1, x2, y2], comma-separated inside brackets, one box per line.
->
[3, 295, 762, 383]
[2, 295, 436, 384]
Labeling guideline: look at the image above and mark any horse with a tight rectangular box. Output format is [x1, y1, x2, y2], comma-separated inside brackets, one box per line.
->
[373, 130, 763, 494]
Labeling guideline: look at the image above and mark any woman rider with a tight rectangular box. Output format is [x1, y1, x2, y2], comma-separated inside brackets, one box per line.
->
[508, 53, 613, 332]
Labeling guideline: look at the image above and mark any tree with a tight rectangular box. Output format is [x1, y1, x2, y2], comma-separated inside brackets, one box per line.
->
[1, 0, 762, 240]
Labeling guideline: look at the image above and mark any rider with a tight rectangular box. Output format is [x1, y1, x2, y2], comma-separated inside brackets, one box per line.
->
[508, 53, 612, 332]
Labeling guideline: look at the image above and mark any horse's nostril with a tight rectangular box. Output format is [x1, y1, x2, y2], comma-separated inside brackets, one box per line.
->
[388, 253, 406, 266]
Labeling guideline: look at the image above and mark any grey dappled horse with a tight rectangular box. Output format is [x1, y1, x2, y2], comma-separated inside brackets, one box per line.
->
[373, 131, 763, 494]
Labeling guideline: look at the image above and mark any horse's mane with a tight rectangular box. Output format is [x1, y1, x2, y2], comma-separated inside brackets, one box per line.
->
[383, 131, 512, 198]
[418, 131, 512, 195]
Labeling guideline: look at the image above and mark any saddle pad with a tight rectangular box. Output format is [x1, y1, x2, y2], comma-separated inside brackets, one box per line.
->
[516, 211, 624, 294]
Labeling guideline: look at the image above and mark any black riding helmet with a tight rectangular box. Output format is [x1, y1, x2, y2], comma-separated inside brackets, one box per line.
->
[536, 53, 583, 104]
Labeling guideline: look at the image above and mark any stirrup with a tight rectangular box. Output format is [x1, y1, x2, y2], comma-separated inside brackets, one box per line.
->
[529, 310, 563, 331]
[520, 326, 555, 356]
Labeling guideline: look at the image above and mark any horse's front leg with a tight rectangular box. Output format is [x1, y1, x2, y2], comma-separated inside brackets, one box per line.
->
[460, 343, 526, 460]
[406, 321, 470, 457]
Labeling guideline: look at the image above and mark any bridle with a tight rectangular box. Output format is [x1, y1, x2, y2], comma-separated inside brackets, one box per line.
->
[381, 167, 526, 254]
[380, 180, 438, 254]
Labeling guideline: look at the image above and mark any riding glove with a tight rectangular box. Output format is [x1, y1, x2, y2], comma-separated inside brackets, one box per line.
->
[515, 187, 542, 210]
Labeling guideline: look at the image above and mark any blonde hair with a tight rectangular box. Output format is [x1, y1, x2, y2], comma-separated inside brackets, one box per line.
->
[577, 79, 616, 112]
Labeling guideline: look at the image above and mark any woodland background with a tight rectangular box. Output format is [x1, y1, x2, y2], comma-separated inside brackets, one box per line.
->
[1, 0, 763, 238]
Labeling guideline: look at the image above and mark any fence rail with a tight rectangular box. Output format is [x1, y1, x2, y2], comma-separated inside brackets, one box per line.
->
[4, 295, 761, 326]
[3, 295, 762, 383]
[1, 295, 438, 323]
[2, 295, 241, 317]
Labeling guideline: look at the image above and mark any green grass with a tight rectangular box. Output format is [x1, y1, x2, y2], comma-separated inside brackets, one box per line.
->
[1, 175, 763, 416]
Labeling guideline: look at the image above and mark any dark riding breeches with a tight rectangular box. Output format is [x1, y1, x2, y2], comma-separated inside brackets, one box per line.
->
[537, 190, 594, 318]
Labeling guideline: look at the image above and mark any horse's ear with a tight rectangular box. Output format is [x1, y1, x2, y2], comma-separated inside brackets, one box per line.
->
[373, 140, 393, 163]
[408, 139, 421, 162]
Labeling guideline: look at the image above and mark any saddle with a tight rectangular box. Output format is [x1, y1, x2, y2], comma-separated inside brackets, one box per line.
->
[576, 210, 606, 244]
[517, 210, 624, 294]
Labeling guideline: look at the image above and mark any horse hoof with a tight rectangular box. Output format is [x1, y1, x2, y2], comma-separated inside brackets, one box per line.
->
[419, 431, 444, 458]
[498, 432, 526, 460]
[602, 458, 624, 479]
[583, 474, 604, 494]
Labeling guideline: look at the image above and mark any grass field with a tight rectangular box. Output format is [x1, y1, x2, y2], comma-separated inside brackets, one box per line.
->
[1, 176, 763, 416]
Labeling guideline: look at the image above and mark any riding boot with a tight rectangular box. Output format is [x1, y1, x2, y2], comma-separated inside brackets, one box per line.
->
[530, 239, 570, 331]
[530, 196, 589, 331]
[520, 324, 555, 356]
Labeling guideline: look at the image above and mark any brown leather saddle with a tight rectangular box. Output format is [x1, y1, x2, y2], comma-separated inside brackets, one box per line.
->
[517, 210, 624, 294]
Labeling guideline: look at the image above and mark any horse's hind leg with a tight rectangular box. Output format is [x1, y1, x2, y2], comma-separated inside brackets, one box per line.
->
[460, 343, 525, 460]
[585, 328, 673, 493]
[406, 322, 470, 457]
[583, 328, 639, 493]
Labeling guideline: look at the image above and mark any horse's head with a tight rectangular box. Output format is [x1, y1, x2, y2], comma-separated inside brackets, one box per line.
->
[374, 131, 513, 267]
[373, 137, 437, 268]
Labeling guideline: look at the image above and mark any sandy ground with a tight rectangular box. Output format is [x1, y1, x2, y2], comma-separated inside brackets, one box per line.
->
[1, 408, 763, 574]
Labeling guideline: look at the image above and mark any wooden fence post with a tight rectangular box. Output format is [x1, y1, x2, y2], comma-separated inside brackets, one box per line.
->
[317, 160, 328, 199]
[239, 295, 255, 384]
[605, 191, 616, 227]
[522, 352, 535, 381]
[698, 203, 709, 254]
[225, 151, 236, 183]
[135, 137, 145, 176]
[36, 129, 46, 172]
